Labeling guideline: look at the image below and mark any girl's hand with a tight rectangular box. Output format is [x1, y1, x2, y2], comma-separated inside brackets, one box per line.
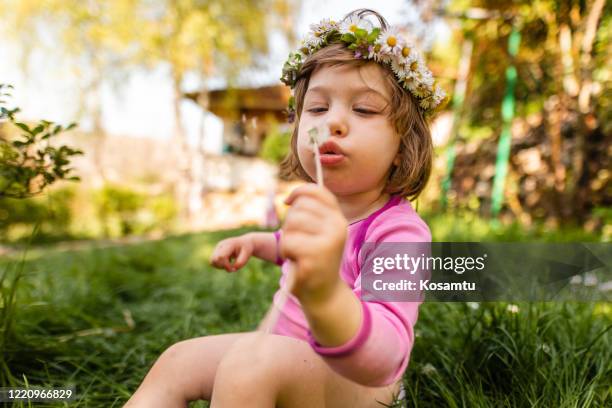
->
[281, 184, 348, 305]
[210, 234, 254, 272]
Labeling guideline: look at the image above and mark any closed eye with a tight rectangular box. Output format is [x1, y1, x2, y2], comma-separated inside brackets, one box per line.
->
[306, 107, 327, 113]
[354, 108, 378, 115]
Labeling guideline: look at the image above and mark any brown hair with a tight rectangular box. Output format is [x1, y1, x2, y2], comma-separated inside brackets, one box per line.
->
[279, 9, 433, 201]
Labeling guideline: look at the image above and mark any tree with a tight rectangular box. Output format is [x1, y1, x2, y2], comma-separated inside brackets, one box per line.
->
[133, 0, 293, 221]
[0, 0, 143, 182]
[0, 84, 81, 199]
[0, 0, 295, 221]
[431, 0, 610, 223]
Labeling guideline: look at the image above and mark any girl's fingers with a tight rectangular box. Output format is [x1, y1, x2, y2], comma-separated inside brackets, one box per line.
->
[283, 194, 328, 231]
[211, 243, 238, 272]
[210, 251, 224, 268]
[232, 246, 250, 271]
[283, 208, 325, 235]
[211, 254, 227, 270]
[225, 247, 241, 272]
[284, 184, 335, 208]
[290, 195, 327, 217]
[279, 231, 311, 261]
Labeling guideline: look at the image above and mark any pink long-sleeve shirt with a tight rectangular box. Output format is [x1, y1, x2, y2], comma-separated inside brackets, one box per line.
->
[271, 194, 431, 386]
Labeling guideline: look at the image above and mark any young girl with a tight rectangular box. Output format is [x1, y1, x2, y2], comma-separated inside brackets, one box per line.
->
[126, 8, 444, 407]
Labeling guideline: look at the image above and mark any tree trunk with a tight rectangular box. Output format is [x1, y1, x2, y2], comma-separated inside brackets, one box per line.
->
[171, 72, 207, 227]
[88, 55, 107, 187]
[568, 0, 605, 219]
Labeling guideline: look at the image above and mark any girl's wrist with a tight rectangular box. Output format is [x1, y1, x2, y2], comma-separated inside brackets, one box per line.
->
[247, 232, 277, 264]
[298, 279, 345, 314]
[301, 283, 362, 347]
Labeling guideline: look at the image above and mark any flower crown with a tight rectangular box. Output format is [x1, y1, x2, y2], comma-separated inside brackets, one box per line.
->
[281, 14, 448, 122]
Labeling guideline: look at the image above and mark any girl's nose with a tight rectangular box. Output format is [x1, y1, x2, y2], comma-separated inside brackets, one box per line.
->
[327, 116, 348, 137]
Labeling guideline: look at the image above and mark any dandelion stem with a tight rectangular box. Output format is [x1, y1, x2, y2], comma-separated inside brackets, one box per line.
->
[259, 126, 326, 334]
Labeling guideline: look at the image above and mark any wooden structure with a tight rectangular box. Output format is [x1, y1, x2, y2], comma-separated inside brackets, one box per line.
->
[185, 85, 291, 156]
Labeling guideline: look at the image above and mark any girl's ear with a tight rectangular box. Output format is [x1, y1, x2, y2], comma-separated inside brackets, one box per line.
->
[393, 154, 401, 166]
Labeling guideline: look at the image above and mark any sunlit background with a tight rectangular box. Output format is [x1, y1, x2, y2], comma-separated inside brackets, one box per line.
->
[1, 0, 609, 242]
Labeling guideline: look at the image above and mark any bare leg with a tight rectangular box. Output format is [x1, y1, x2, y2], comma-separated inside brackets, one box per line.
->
[211, 333, 402, 408]
[124, 332, 248, 407]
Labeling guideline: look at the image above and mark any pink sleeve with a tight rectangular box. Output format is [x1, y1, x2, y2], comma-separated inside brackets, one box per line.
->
[307, 213, 431, 386]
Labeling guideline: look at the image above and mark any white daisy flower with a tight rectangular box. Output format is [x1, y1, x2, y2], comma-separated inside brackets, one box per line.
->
[398, 54, 421, 85]
[432, 84, 446, 104]
[367, 44, 378, 59]
[309, 18, 336, 35]
[302, 33, 324, 49]
[402, 76, 416, 90]
[378, 52, 394, 64]
[399, 42, 415, 59]
[421, 363, 438, 376]
[403, 70, 420, 85]
[364, 44, 387, 64]
[339, 15, 373, 35]
[390, 57, 407, 79]
[379, 26, 403, 55]
[411, 81, 432, 98]
[404, 50, 422, 67]
[506, 304, 520, 313]
[417, 68, 435, 88]
[420, 95, 437, 110]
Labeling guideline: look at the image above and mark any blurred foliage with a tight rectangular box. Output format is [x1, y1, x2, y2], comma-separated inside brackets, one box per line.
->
[0, 0, 291, 78]
[0, 0, 294, 130]
[0, 0, 295, 218]
[0, 184, 178, 243]
[94, 185, 177, 238]
[440, 0, 610, 131]
[259, 124, 291, 164]
[422, 209, 607, 242]
[0, 84, 81, 199]
[427, 0, 610, 223]
[0, 188, 74, 242]
[95, 186, 145, 237]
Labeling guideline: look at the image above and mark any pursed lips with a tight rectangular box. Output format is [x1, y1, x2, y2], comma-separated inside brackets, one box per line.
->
[318, 140, 345, 156]
[316, 140, 346, 166]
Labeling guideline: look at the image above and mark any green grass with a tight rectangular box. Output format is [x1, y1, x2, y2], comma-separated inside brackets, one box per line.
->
[1, 216, 610, 407]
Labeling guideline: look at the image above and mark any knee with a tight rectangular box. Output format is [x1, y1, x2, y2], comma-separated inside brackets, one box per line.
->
[127, 341, 192, 407]
[149, 340, 190, 376]
[215, 334, 284, 387]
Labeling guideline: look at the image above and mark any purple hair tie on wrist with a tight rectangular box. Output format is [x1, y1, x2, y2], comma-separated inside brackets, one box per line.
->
[273, 230, 283, 266]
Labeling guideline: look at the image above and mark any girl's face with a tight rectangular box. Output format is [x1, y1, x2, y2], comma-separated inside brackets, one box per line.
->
[297, 63, 400, 197]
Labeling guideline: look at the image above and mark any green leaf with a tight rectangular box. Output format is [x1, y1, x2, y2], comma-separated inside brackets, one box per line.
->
[32, 124, 45, 136]
[354, 28, 367, 39]
[340, 33, 356, 43]
[367, 28, 381, 43]
[15, 122, 30, 133]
